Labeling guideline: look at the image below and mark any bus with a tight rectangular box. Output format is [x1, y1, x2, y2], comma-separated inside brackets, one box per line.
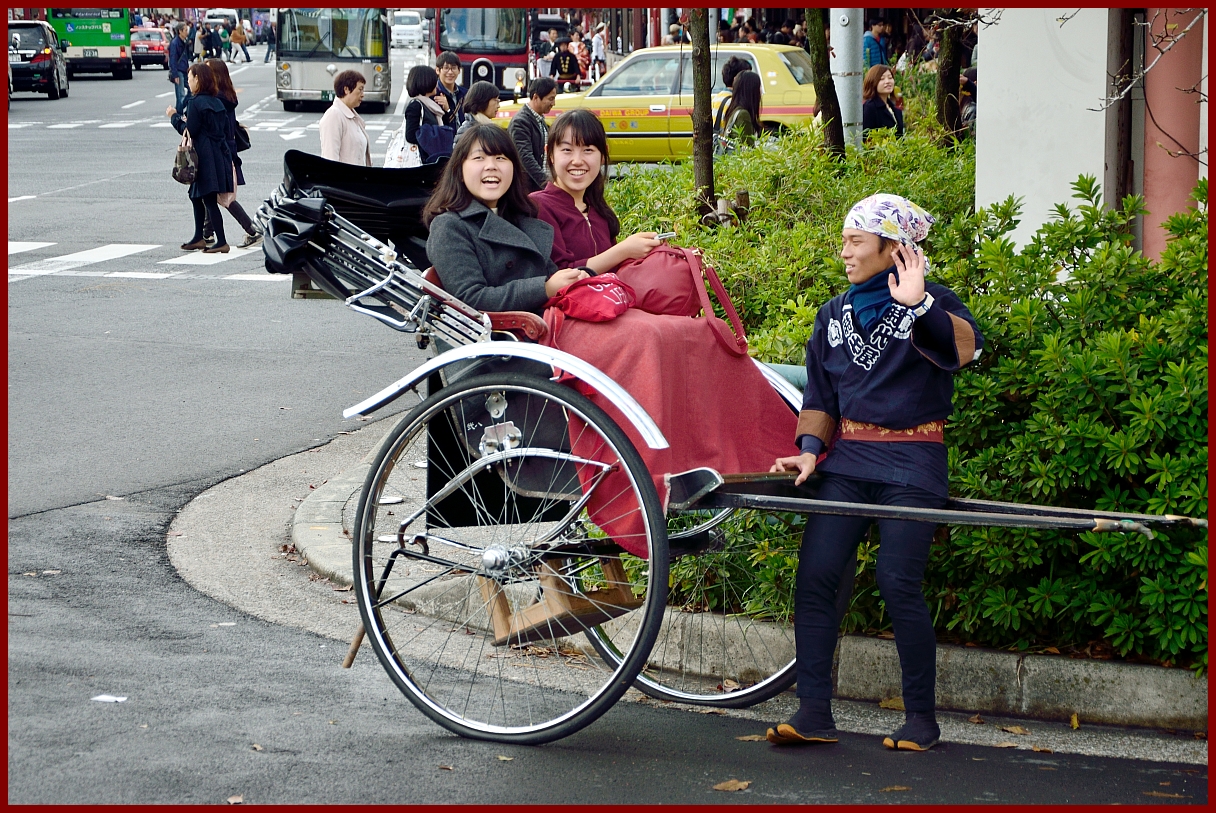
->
[431, 8, 529, 101]
[46, 7, 132, 79]
[275, 8, 390, 113]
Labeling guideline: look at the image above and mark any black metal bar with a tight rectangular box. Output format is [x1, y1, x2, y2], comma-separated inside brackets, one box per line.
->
[947, 497, 1207, 529]
[693, 490, 1155, 537]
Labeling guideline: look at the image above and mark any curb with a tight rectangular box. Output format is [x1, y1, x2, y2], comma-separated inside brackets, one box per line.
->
[293, 466, 1208, 733]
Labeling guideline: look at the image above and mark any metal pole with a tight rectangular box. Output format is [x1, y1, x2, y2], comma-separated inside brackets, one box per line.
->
[829, 8, 864, 149]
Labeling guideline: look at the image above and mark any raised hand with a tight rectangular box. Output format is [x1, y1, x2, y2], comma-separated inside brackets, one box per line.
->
[888, 242, 926, 306]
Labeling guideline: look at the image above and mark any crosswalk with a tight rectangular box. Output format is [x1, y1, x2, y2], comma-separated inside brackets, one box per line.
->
[7, 241, 289, 284]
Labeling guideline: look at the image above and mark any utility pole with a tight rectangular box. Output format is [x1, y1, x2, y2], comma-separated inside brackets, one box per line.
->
[829, 8, 864, 149]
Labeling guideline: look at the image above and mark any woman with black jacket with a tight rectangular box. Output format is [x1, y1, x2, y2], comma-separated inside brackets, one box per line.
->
[167, 62, 234, 252]
[861, 64, 904, 139]
[403, 64, 456, 164]
[205, 58, 261, 248]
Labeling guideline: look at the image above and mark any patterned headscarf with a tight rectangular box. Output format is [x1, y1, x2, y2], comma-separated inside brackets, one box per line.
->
[843, 194, 935, 245]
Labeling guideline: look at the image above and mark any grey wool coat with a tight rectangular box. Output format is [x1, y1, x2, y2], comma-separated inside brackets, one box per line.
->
[426, 200, 558, 314]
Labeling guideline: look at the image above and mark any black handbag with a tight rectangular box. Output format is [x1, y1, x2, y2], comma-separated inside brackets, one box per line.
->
[235, 122, 251, 152]
[172, 132, 198, 185]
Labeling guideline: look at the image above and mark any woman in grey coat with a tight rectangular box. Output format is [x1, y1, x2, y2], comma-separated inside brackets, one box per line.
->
[423, 123, 587, 314]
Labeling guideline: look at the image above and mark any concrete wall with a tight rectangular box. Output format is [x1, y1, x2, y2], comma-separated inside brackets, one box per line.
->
[975, 8, 1110, 247]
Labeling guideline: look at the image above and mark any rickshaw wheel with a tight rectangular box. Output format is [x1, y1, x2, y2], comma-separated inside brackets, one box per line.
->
[585, 507, 799, 707]
[353, 372, 669, 744]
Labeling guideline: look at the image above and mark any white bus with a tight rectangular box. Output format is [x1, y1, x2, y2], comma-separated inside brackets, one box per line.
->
[275, 8, 390, 113]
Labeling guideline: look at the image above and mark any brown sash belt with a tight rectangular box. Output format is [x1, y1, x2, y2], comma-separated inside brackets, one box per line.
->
[839, 418, 944, 443]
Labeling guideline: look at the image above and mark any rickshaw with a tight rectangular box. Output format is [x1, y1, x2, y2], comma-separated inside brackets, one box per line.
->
[257, 151, 1205, 745]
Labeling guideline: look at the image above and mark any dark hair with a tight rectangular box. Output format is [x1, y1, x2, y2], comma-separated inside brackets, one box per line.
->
[187, 62, 218, 96]
[204, 58, 237, 104]
[435, 51, 461, 69]
[462, 81, 500, 116]
[862, 64, 893, 101]
[869, 18, 886, 30]
[721, 55, 749, 90]
[333, 69, 365, 99]
[545, 110, 620, 239]
[723, 70, 761, 131]
[406, 64, 439, 98]
[423, 124, 537, 226]
[528, 76, 556, 100]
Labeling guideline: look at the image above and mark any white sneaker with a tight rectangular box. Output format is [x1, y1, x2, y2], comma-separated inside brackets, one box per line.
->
[238, 232, 263, 249]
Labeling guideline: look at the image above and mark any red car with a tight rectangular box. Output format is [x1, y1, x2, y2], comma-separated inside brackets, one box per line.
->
[130, 28, 169, 70]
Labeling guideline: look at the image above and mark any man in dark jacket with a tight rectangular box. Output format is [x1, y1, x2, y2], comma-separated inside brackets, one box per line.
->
[509, 77, 556, 193]
[263, 22, 276, 62]
[168, 23, 192, 110]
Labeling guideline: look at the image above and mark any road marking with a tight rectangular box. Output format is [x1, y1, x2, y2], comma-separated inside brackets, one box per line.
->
[228, 64, 253, 77]
[9, 241, 55, 254]
[8, 123, 36, 129]
[9, 196, 37, 203]
[224, 273, 285, 281]
[121, 99, 146, 109]
[8, 244, 161, 277]
[150, 121, 174, 127]
[105, 271, 185, 279]
[46, 123, 84, 129]
[365, 123, 387, 131]
[280, 130, 308, 141]
[156, 90, 176, 98]
[99, 121, 139, 128]
[158, 247, 261, 265]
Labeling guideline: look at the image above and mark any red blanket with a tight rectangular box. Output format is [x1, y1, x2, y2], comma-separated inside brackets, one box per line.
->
[547, 308, 798, 558]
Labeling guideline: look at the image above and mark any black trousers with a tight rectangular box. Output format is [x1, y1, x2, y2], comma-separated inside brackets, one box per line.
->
[794, 474, 945, 713]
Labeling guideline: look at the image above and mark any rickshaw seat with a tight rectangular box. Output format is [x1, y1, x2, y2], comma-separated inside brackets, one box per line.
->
[422, 266, 549, 343]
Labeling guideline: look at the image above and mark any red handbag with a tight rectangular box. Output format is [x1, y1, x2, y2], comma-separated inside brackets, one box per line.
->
[615, 245, 748, 356]
[543, 272, 636, 347]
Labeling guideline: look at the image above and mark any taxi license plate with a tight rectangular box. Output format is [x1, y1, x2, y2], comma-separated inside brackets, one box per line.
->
[83, 48, 98, 57]
[135, 45, 147, 51]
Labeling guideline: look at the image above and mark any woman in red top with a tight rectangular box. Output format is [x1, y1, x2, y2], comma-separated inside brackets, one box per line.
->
[530, 110, 663, 272]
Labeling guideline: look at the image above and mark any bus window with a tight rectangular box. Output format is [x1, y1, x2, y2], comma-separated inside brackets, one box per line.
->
[438, 8, 526, 54]
[278, 8, 385, 59]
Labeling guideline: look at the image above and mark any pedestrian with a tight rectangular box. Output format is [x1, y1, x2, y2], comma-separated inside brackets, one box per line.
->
[768, 194, 983, 751]
[536, 29, 556, 79]
[530, 109, 661, 272]
[263, 22, 275, 63]
[219, 24, 232, 62]
[193, 23, 208, 62]
[229, 22, 250, 63]
[664, 23, 680, 45]
[569, 30, 590, 80]
[318, 70, 372, 166]
[168, 22, 192, 111]
[861, 64, 904, 139]
[403, 64, 456, 164]
[548, 38, 579, 88]
[863, 18, 889, 70]
[509, 77, 556, 193]
[591, 22, 607, 80]
[454, 81, 501, 145]
[721, 69, 762, 147]
[422, 123, 578, 315]
[434, 51, 466, 126]
[205, 59, 262, 248]
[166, 62, 234, 253]
[207, 24, 223, 60]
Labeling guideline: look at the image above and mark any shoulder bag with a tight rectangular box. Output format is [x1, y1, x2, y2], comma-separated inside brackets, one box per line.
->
[384, 122, 421, 168]
[234, 121, 251, 152]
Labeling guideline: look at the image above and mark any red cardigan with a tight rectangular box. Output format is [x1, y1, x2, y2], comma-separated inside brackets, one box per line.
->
[530, 182, 616, 269]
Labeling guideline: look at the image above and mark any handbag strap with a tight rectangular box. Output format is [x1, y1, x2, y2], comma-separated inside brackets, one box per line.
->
[678, 246, 748, 356]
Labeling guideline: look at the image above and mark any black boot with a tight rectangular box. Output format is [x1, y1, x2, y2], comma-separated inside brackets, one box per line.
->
[767, 698, 840, 745]
[883, 711, 941, 751]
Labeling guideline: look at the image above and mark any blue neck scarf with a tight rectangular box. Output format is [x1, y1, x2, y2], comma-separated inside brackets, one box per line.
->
[847, 266, 898, 331]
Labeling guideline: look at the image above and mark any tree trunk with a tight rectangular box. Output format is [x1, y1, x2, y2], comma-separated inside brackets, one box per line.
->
[688, 8, 714, 211]
[935, 11, 964, 138]
[805, 7, 845, 158]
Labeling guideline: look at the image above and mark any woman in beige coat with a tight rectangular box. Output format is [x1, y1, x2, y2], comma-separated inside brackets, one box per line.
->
[319, 70, 371, 166]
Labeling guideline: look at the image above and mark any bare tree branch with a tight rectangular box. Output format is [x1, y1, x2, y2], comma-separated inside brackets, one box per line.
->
[1090, 8, 1206, 112]
[1055, 9, 1082, 27]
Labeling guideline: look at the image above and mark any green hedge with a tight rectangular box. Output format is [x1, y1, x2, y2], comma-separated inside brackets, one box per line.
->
[606, 134, 1209, 672]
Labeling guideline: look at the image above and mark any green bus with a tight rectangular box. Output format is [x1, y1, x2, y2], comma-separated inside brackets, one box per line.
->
[46, 8, 133, 79]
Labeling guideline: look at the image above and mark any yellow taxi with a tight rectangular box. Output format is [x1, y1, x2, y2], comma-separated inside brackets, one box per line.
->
[496, 43, 817, 162]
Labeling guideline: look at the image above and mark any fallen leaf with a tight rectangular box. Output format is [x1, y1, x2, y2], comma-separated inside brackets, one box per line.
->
[1043, 646, 1060, 654]
[328, 720, 337, 725]
[1159, 782, 1171, 786]
[22, 572, 36, 577]
[993, 742, 1019, 748]
[735, 734, 767, 741]
[1070, 713, 1080, 730]
[42, 570, 61, 575]
[332, 585, 353, 592]
[438, 765, 454, 771]
[879, 697, 905, 711]
[699, 708, 726, 715]
[251, 744, 263, 752]
[1039, 767, 1057, 771]
[999, 725, 1030, 735]
[968, 714, 985, 724]
[217, 622, 236, 627]
[971, 758, 986, 761]
[1193, 731, 1206, 740]
[880, 786, 911, 792]
[105, 495, 125, 501]
[496, 756, 514, 761]
[226, 796, 243, 805]
[721, 679, 740, 692]
[138, 724, 148, 729]
[964, 641, 978, 647]
[1143, 791, 1188, 799]
[713, 779, 750, 792]
[1031, 746, 1053, 753]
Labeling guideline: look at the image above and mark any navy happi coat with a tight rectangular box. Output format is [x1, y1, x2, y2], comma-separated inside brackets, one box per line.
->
[796, 279, 984, 497]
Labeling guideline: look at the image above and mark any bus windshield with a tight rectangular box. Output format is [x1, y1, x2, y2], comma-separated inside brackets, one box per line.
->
[393, 12, 420, 26]
[438, 8, 526, 54]
[278, 8, 386, 59]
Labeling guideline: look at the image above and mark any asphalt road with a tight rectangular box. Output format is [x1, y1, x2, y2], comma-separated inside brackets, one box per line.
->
[7, 46, 1208, 805]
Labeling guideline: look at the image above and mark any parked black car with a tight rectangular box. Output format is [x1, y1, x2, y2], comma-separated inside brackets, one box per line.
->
[9, 20, 69, 100]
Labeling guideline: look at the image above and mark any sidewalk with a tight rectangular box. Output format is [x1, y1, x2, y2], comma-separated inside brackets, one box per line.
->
[168, 417, 1207, 765]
